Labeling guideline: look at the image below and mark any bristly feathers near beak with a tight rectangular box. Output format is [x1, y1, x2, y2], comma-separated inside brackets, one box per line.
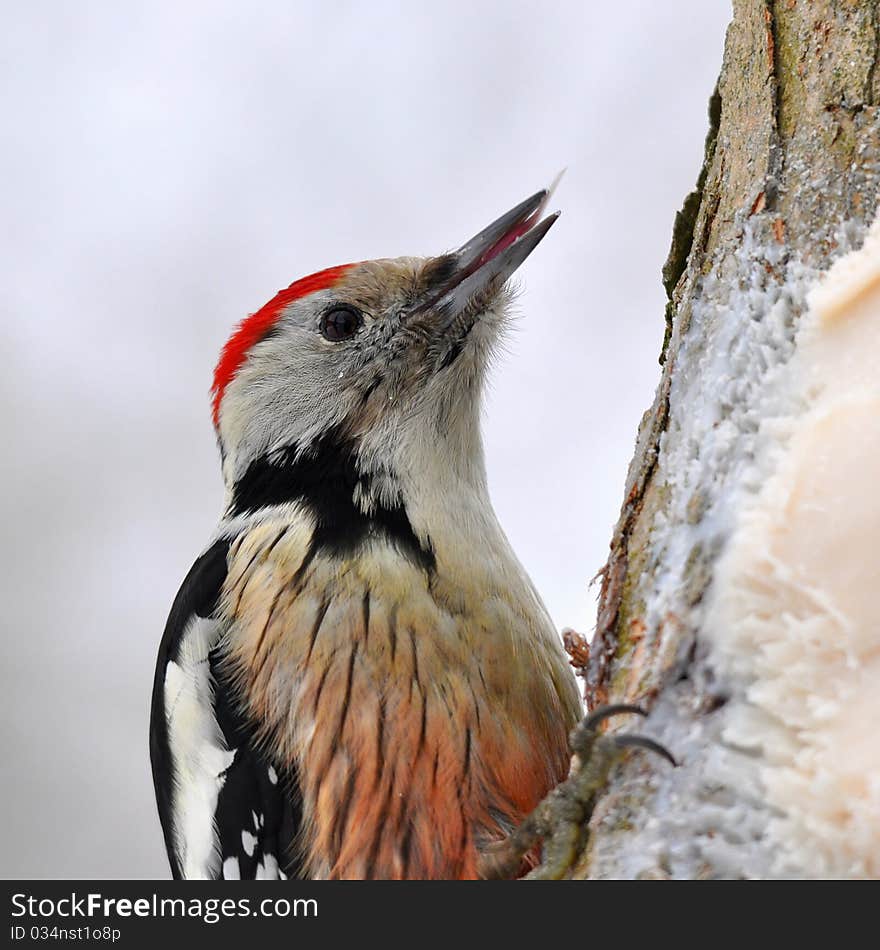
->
[409, 179, 562, 323]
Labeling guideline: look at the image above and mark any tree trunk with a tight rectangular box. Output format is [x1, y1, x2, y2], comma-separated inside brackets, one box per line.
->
[573, 0, 880, 879]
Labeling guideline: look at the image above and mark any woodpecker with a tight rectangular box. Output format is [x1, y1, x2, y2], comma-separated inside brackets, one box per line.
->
[150, 187, 583, 880]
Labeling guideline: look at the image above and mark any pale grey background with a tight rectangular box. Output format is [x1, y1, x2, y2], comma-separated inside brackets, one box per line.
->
[1, 2, 729, 878]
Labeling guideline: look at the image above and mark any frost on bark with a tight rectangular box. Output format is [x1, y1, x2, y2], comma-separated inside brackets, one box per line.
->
[571, 0, 880, 879]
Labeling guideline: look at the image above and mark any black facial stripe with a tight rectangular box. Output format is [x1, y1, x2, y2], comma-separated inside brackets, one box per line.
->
[360, 373, 384, 405]
[438, 319, 476, 370]
[230, 429, 436, 573]
[439, 339, 465, 370]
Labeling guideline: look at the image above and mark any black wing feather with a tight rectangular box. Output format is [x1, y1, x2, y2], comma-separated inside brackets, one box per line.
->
[209, 647, 304, 879]
[149, 535, 303, 879]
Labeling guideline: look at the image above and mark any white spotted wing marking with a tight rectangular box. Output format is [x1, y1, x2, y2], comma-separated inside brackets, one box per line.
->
[242, 830, 257, 857]
[257, 854, 279, 879]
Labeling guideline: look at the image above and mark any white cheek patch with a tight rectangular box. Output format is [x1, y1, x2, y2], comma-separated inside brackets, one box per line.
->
[164, 616, 235, 880]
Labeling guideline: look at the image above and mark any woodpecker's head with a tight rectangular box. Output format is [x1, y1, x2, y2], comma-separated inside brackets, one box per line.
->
[212, 189, 558, 516]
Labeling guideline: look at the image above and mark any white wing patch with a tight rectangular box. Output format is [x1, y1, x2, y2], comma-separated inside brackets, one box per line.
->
[164, 616, 234, 880]
[257, 854, 279, 879]
[242, 830, 257, 857]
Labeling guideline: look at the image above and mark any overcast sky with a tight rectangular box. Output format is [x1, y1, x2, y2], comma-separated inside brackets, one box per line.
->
[1, 1, 730, 877]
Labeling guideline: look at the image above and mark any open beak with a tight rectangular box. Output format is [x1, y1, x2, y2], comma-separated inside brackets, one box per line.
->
[413, 183, 561, 319]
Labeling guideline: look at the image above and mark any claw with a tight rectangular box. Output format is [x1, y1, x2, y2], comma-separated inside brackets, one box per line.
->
[613, 734, 677, 767]
[580, 703, 647, 732]
[479, 704, 677, 879]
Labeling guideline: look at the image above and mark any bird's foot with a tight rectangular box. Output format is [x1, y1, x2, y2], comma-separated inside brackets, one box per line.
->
[479, 705, 675, 880]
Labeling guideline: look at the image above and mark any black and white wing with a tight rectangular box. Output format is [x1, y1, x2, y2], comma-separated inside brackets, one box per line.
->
[149, 536, 302, 880]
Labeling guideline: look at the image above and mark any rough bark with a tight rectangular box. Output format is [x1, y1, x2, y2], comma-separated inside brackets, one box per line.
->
[571, 0, 880, 879]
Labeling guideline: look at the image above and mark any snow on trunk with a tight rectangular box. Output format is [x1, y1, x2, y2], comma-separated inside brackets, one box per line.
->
[573, 1, 880, 879]
[706, 217, 880, 877]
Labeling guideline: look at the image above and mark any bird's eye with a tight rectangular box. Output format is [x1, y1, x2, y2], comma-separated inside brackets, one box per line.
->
[320, 305, 362, 342]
